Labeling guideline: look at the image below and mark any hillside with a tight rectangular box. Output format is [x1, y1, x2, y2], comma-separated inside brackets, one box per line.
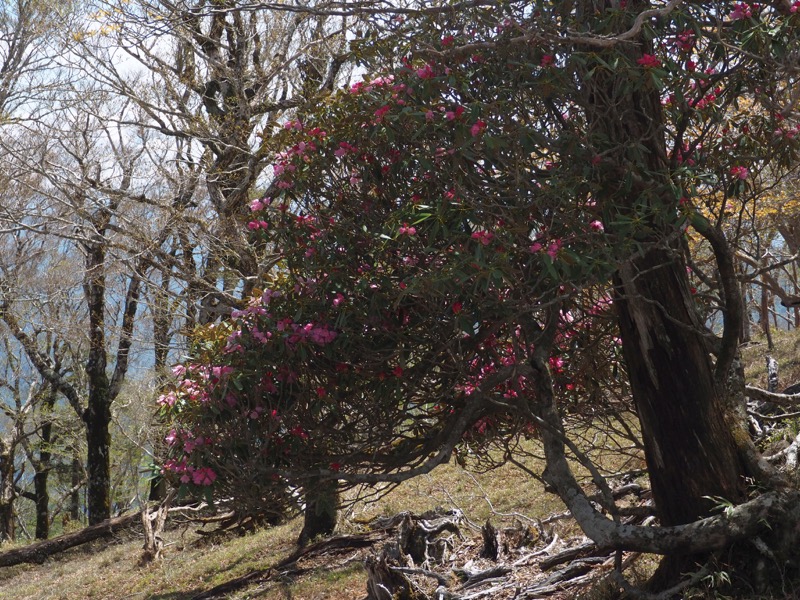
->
[0, 331, 796, 600]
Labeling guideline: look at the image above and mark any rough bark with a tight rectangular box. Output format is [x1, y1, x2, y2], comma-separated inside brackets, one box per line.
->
[32, 384, 58, 540]
[365, 552, 421, 600]
[572, 1, 767, 587]
[0, 452, 14, 542]
[140, 490, 176, 564]
[33, 425, 52, 540]
[614, 253, 751, 526]
[298, 477, 339, 546]
[82, 225, 142, 524]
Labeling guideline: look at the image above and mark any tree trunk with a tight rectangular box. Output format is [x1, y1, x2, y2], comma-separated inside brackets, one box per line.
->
[615, 254, 750, 526]
[34, 387, 57, 540]
[0, 452, 15, 543]
[83, 238, 112, 525]
[70, 453, 82, 523]
[84, 396, 112, 525]
[576, 0, 764, 587]
[33, 441, 51, 540]
[298, 478, 339, 547]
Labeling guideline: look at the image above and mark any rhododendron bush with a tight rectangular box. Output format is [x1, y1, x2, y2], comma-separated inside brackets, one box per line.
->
[160, 0, 800, 590]
[159, 10, 632, 511]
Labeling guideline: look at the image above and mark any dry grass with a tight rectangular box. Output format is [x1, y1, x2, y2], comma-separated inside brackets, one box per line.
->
[0, 453, 569, 600]
[0, 519, 303, 600]
[742, 329, 800, 391]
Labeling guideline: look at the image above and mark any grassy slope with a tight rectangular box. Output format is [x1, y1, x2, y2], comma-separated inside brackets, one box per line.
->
[0, 455, 567, 600]
[0, 331, 790, 600]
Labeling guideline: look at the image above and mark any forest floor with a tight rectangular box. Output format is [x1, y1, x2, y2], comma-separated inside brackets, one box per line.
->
[0, 450, 650, 600]
[0, 331, 797, 600]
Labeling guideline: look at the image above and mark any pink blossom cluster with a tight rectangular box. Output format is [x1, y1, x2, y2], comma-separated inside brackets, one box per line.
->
[349, 75, 395, 94]
[588, 220, 604, 233]
[157, 391, 178, 407]
[247, 219, 269, 230]
[730, 166, 749, 180]
[672, 142, 699, 166]
[529, 238, 563, 259]
[674, 30, 695, 53]
[398, 223, 417, 236]
[637, 54, 661, 69]
[470, 119, 487, 137]
[162, 458, 217, 486]
[688, 86, 722, 110]
[471, 230, 494, 245]
[285, 322, 338, 346]
[730, 2, 756, 20]
[175, 377, 209, 403]
[230, 296, 269, 320]
[416, 63, 435, 79]
[773, 122, 800, 139]
[334, 141, 359, 157]
[272, 130, 326, 189]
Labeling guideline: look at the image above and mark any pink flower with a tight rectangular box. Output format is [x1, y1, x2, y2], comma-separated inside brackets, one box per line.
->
[540, 54, 554, 67]
[471, 230, 494, 245]
[374, 105, 391, 120]
[470, 120, 487, 137]
[334, 141, 358, 157]
[589, 220, 604, 233]
[675, 30, 695, 52]
[529, 242, 543, 253]
[425, 110, 435, 122]
[333, 293, 345, 307]
[398, 223, 417, 236]
[157, 391, 177, 407]
[441, 35, 455, 47]
[445, 111, 456, 120]
[730, 166, 749, 180]
[547, 239, 562, 259]
[730, 2, 753, 20]
[416, 63, 435, 79]
[637, 54, 661, 69]
[192, 467, 217, 486]
[251, 326, 271, 344]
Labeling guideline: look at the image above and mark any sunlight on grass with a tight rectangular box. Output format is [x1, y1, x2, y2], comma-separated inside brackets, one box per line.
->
[0, 425, 654, 600]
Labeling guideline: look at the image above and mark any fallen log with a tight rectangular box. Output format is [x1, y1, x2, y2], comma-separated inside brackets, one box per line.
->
[0, 511, 143, 568]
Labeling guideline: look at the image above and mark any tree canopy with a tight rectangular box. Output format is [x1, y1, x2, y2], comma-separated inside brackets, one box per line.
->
[4, 0, 800, 596]
[157, 0, 800, 592]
